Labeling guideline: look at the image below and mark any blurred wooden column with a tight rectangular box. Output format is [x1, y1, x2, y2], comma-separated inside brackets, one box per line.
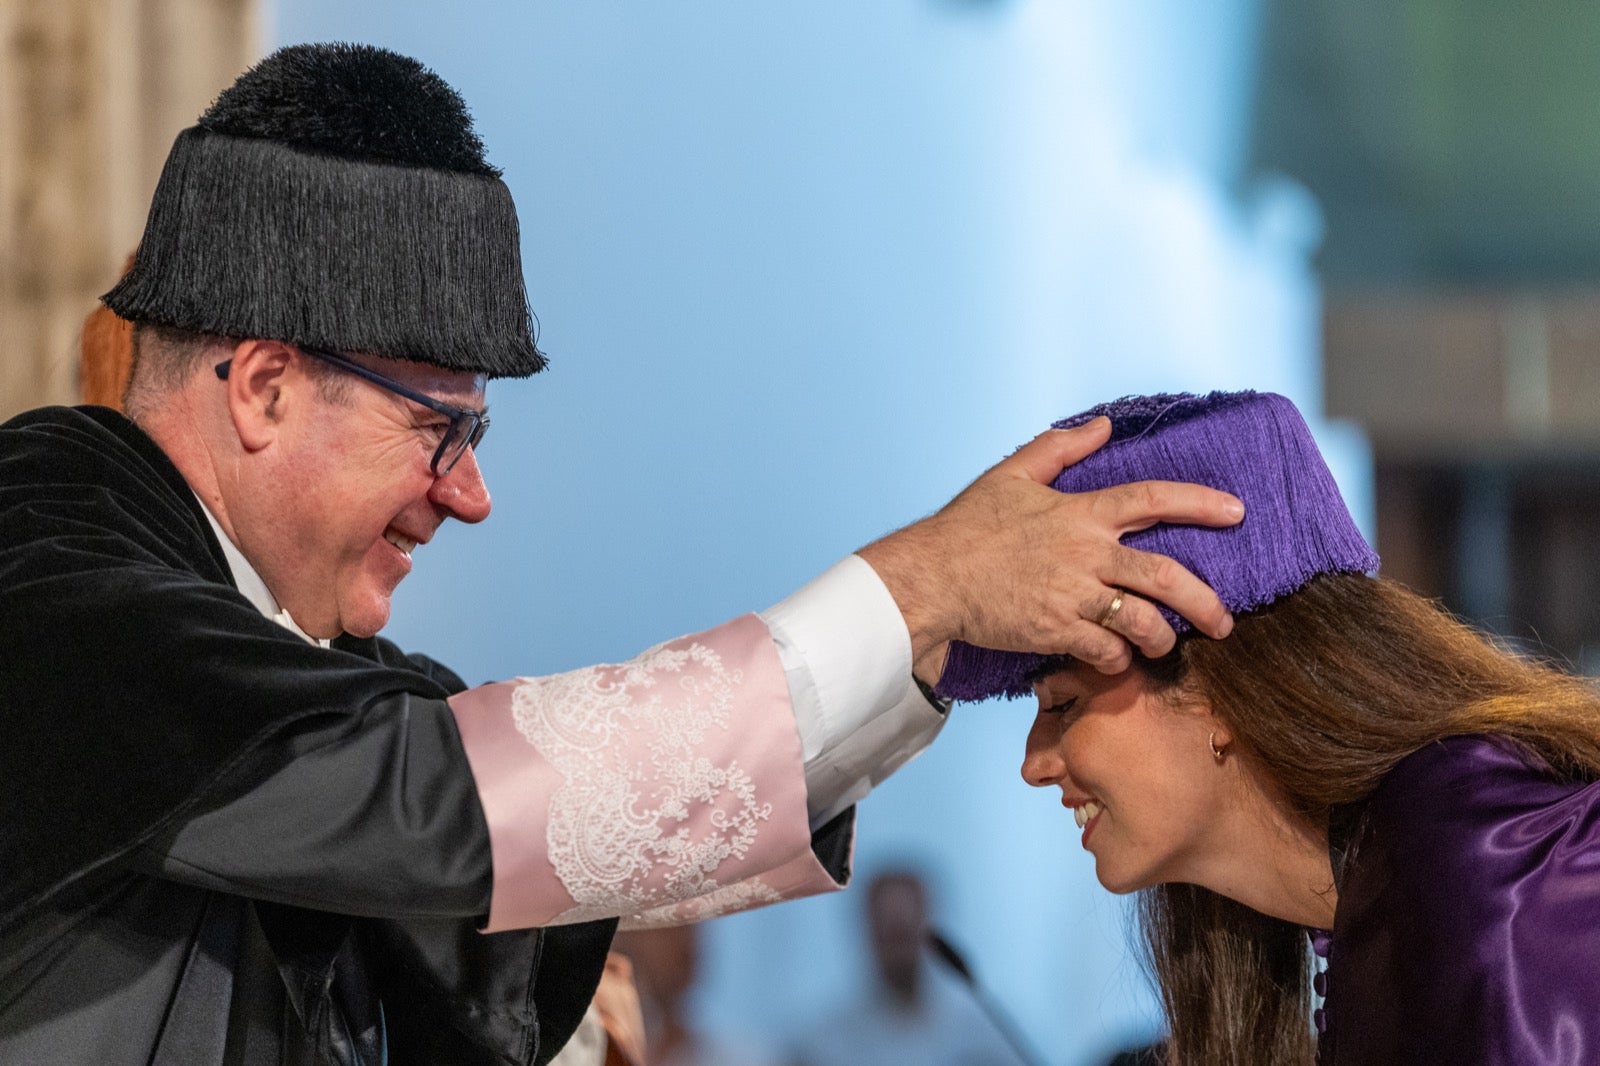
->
[0, 0, 257, 420]
[1326, 290, 1600, 662]
[1326, 291, 1600, 454]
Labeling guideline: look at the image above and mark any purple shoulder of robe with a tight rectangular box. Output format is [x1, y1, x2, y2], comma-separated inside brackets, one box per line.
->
[448, 613, 845, 933]
[1323, 734, 1600, 1065]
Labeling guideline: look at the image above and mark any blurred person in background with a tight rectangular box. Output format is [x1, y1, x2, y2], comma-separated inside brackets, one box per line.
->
[786, 868, 1032, 1066]
[0, 42, 1245, 1066]
[548, 953, 648, 1066]
[941, 391, 1600, 1066]
[79, 253, 136, 408]
[612, 923, 778, 1066]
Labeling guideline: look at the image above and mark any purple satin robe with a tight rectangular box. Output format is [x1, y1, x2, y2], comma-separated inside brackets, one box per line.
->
[1319, 735, 1600, 1064]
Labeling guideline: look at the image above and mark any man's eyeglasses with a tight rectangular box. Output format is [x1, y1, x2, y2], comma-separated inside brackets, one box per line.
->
[215, 346, 489, 475]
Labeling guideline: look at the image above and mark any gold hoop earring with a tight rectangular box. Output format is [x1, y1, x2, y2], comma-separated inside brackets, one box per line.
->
[1208, 731, 1227, 764]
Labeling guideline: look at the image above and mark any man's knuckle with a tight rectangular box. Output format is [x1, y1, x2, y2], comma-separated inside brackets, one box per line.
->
[1064, 619, 1118, 663]
[1134, 482, 1166, 515]
[1150, 556, 1183, 592]
[1138, 615, 1176, 655]
[1126, 607, 1159, 643]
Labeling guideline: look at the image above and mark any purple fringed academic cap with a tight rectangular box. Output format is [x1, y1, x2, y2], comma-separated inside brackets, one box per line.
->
[935, 391, 1379, 702]
[104, 43, 544, 379]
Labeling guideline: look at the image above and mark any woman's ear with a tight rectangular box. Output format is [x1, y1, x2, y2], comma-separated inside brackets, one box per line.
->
[1201, 707, 1234, 762]
[1165, 690, 1230, 760]
[223, 339, 296, 452]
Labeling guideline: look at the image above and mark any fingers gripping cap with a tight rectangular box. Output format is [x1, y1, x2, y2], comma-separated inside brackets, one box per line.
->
[934, 391, 1379, 702]
[103, 43, 544, 378]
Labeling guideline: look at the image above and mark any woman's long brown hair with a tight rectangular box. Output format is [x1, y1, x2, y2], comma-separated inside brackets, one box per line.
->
[1134, 572, 1600, 1066]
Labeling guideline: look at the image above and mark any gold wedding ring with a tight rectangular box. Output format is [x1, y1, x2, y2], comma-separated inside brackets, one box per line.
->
[1096, 588, 1126, 630]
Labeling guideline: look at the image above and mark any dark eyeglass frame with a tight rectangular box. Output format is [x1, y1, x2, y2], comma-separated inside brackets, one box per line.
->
[215, 346, 489, 475]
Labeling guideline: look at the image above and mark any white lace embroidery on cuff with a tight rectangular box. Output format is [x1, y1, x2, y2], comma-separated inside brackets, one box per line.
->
[451, 614, 841, 932]
[511, 639, 769, 924]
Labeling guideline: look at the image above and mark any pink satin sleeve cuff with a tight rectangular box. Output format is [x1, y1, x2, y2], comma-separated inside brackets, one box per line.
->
[448, 613, 848, 932]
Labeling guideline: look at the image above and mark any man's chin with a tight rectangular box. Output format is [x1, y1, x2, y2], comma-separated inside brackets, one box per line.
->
[337, 593, 394, 640]
[340, 612, 391, 640]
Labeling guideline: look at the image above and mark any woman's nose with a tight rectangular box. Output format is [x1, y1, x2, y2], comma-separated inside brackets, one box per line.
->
[1020, 714, 1065, 787]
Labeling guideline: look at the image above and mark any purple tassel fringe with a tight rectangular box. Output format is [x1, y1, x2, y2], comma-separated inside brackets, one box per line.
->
[936, 391, 1379, 702]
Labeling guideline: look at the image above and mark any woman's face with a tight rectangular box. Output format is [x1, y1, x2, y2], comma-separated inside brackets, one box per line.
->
[1021, 662, 1232, 894]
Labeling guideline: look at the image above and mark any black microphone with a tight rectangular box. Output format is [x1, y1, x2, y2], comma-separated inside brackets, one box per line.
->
[925, 929, 975, 982]
[925, 928, 1049, 1066]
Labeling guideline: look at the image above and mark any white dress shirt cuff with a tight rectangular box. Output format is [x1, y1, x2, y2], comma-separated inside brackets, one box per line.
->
[759, 554, 949, 830]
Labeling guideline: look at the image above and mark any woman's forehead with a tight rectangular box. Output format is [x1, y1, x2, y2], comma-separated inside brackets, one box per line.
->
[1033, 663, 1161, 704]
[1031, 662, 1094, 696]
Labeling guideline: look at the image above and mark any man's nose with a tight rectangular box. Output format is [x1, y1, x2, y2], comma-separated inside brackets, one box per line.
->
[430, 446, 492, 523]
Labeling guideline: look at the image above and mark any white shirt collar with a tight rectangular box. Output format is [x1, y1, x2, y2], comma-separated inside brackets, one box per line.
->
[194, 494, 330, 648]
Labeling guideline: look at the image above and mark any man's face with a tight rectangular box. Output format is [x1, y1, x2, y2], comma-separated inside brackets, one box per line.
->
[245, 351, 492, 639]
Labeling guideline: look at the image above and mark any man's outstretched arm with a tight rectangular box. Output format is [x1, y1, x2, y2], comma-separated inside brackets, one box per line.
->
[452, 416, 1243, 930]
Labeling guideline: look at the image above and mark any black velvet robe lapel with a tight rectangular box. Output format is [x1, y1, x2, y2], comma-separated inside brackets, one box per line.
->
[0, 406, 462, 933]
[0, 406, 614, 1065]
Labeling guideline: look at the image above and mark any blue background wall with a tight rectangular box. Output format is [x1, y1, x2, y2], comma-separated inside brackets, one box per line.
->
[271, 3, 1365, 1062]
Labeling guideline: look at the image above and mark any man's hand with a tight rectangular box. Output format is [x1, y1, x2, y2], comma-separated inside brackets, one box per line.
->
[856, 417, 1243, 684]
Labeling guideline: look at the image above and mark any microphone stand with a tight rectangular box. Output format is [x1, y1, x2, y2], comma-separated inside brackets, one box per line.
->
[925, 929, 1050, 1066]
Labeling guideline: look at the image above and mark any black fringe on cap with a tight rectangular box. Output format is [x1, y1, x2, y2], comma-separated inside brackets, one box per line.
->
[104, 128, 545, 378]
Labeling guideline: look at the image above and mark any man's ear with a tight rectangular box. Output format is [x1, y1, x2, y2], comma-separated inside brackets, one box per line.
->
[223, 339, 297, 452]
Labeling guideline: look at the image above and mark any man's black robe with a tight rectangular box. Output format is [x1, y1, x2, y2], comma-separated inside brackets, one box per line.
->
[0, 406, 613, 1065]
